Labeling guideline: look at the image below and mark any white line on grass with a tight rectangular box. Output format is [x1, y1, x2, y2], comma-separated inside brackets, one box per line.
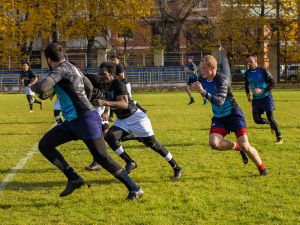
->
[0, 123, 56, 193]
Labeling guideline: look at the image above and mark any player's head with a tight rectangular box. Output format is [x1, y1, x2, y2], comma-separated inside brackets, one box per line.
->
[45, 43, 65, 70]
[246, 53, 258, 70]
[22, 62, 29, 71]
[188, 56, 193, 63]
[99, 61, 116, 84]
[69, 61, 81, 72]
[200, 55, 217, 79]
[111, 55, 120, 65]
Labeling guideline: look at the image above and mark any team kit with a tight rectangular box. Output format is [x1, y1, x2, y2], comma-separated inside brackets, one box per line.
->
[22, 44, 281, 201]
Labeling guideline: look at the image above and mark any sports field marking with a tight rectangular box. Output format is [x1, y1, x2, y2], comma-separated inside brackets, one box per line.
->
[0, 123, 56, 193]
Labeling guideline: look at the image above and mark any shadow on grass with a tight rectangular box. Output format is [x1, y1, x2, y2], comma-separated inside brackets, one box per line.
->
[0, 121, 52, 125]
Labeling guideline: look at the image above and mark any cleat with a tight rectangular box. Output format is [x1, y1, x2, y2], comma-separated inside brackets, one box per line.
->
[125, 161, 137, 174]
[40, 101, 44, 110]
[29, 110, 33, 113]
[172, 166, 183, 179]
[188, 99, 195, 105]
[108, 117, 114, 122]
[126, 187, 144, 201]
[275, 138, 283, 145]
[203, 99, 208, 105]
[240, 151, 248, 164]
[259, 168, 268, 176]
[60, 176, 85, 197]
[85, 161, 102, 170]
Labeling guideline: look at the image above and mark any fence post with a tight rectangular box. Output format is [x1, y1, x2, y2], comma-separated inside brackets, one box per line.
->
[143, 53, 145, 67]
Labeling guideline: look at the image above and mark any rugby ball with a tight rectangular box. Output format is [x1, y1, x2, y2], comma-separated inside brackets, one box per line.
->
[38, 86, 55, 100]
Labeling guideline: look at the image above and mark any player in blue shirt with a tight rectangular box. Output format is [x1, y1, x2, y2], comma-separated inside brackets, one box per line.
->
[31, 43, 144, 200]
[245, 54, 282, 144]
[184, 56, 198, 105]
[193, 55, 268, 176]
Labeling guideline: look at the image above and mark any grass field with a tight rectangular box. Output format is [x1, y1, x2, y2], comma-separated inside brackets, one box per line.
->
[0, 90, 299, 225]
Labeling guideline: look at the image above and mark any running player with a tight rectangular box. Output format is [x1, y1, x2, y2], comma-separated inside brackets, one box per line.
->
[20, 62, 44, 112]
[92, 61, 183, 179]
[31, 43, 144, 200]
[193, 55, 268, 176]
[245, 54, 283, 144]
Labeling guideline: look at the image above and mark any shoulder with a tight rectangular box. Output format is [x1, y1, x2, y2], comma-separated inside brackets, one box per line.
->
[215, 73, 229, 85]
[245, 69, 251, 76]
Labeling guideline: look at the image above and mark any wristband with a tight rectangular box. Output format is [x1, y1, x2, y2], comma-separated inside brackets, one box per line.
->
[104, 108, 109, 113]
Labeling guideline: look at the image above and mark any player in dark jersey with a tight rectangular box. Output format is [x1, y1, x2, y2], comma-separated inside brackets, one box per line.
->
[31, 43, 144, 200]
[193, 55, 268, 176]
[19, 62, 44, 112]
[109, 55, 146, 121]
[92, 61, 183, 179]
[245, 54, 282, 144]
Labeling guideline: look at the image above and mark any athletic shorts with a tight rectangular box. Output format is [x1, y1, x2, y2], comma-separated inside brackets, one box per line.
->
[187, 77, 198, 85]
[210, 109, 247, 138]
[112, 108, 154, 137]
[53, 98, 61, 111]
[252, 95, 275, 114]
[59, 110, 103, 141]
[25, 86, 35, 96]
[95, 106, 109, 129]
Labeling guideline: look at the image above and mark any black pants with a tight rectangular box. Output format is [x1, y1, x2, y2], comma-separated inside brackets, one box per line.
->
[253, 111, 281, 137]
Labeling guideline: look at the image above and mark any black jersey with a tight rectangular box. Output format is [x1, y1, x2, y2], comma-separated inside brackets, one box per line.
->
[84, 73, 103, 102]
[116, 63, 129, 84]
[20, 69, 36, 86]
[101, 79, 137, 119]
[48, 61, 95, 121]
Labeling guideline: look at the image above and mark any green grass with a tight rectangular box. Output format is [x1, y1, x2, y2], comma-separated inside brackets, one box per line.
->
[0, 90, 299, 224]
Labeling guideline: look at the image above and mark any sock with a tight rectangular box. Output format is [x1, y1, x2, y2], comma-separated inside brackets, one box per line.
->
[235, 142, 242, 151]
[164, 152, 178, 168]
[29, 104, 33, 110]
[63, 165, 80, 181]
[33, 98, 42, 104]
[191, 97, 194, 101]
[55, 116, 62, 124]
[115, 170, 139, 192]
[257, 163, 266, 171]
[119, 152, 133, 163]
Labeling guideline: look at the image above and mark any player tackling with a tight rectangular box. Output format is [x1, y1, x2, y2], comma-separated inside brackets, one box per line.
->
[31, 43, 144, 200]
[193, 55, 268, 176]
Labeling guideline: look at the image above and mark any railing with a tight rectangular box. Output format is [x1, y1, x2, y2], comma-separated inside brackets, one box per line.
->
[0, 66, 192, 91]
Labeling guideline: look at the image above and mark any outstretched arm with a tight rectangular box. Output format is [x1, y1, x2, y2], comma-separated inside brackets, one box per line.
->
[31, 76, 56, 94]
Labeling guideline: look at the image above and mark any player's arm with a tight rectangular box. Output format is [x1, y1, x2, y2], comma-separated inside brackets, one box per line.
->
[261, 67, 275, 92]
[31, 76, 56, 94]
[101, 106, 110, 121]
[244, 70, 252, 102]
[117, 72, 125, 81]
[193, 79, 227, 107]
[83, 77, 93, 101]
[92, 95, 128, 109]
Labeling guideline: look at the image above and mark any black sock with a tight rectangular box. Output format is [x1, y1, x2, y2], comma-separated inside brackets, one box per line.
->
[63, 166, 80, 181]
[119, 152, 133, 163]
[115, 170, 139, 192]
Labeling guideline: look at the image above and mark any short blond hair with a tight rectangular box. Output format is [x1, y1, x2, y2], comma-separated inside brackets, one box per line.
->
[200, 55, 217, 70]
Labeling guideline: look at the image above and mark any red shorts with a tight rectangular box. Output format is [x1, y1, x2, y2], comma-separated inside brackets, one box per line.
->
[210, 127, 247, 139]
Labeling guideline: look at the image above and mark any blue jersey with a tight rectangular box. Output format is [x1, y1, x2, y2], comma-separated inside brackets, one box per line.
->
[199, 73, 240, 118]
[49, 61, 94, 121]
[244, 66, 275, 99]
[188, 62, 197, 78]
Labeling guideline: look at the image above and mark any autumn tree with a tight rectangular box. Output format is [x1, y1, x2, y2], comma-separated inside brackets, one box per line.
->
[65, 0, 154, 66]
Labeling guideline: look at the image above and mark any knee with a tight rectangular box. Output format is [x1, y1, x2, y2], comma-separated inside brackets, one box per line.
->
[104, 131, 116, 143]
[209, 141, 220, 150]
[38, 139, 48, 154]
[239, 143, 251, 153]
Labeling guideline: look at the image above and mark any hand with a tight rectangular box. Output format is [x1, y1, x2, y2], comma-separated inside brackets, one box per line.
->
[253, 88, 263, 95]
[101, 112, 109, 121]
[246, 94, 252, 102]
[28, 84, 31, 87]
[183, 66, 189, 71]
[192, 81, 204, 94]
[92, 99, 106, 107]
